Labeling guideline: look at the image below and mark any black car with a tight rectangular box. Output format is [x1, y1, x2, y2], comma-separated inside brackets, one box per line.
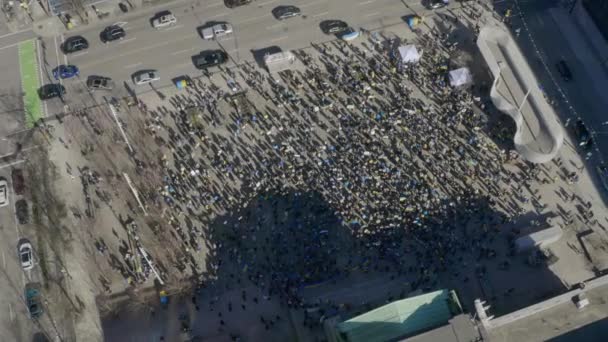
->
[224, 0, 251, 8]
[61, 36, 88, 54]
[38, 84, 65, 100]
[556, 60, 572, 82]
[15, 199, 28, 225]
[320, 20, 349, 34]
[101, 25, 126, 43]
[272, 5, 301, 20]
[574, 119, 593, 149]
[193, 50, 228, 69]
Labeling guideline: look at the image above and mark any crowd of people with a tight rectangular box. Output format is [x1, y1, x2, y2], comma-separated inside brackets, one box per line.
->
[94, 5, 597, 340]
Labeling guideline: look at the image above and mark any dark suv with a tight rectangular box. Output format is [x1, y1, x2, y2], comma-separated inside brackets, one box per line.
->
[38, 84, 66, 100]
[61, 36, 88, 54]
[193, 50, 228, 69]
[101, 25, 126, 43]
[225, 0, 251, 8]
[556, 60, 572, 82]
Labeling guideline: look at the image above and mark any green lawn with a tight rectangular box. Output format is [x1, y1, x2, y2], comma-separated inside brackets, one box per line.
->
[18, 39, 42, 127]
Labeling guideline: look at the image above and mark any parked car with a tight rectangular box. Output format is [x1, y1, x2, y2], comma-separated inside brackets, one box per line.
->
[52, 65, 79, 80]
[25, 283, 43, 319]
[272, 5, 301, 20]
[224, 0, 251, 8]
[11, 169, 25, 195]
[201, 23, 233, 40]
[61, 36, 88, 54]
[193, 50, 228, 69]
[151, 11, 177, 29]
[320, 20, 349, 34]
[574, 119, 593, 149]
[101, 25, 126, 43]
[15, 199, 29, 225]
[0, 179, 7, 207]
[556, 60, 572, 82]
[132, 70, 160, 85]
[38, 84, 66, 100]
[86, 76, 114, 91]
[18, 240, 34, 271]
[429, 0, 449, 9]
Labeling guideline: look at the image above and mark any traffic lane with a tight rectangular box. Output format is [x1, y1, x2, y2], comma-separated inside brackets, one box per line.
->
[0, 29, 35, 51]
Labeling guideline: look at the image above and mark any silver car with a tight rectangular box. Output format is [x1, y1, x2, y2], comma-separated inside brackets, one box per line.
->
[132, 70, 160, 85]
[19, 241, 34, 271]
[0, 179, 7, 207]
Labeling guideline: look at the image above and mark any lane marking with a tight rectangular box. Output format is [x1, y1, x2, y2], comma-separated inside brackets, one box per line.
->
[119, 37, 137, 44]
[162, 24, 184, 31]
[266, 23, 282, 30]
[301, 0, 324, 8]
[81, 33, 198, 68]
[113, 21, 128, 27]
[171, 48, 194, 55]
[0, 159, 25, 170]
[209, 13, 228, 19]
[71, 51, 89, 57]
[35, 39, 47, 118]
[312, 11, 329, 18]
[240, 14, 270, 24]
[0, 41, 21, 51]
[271, 36, 288, 42]
[358, 0, 375, 5]
[0, 28, 32, 39]
[256, 0, 277, 6]
[364, 12, 380, 18]
[124, 62, 143, 69]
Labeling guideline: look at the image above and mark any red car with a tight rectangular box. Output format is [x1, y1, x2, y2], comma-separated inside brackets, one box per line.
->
[11, 169, 25, 195]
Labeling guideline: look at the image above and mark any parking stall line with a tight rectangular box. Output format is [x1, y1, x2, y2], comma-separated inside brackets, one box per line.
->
[271, 36, 288, 43]
[358, 0, 375, 5]
[256, 0, 277, 6]
[266, 23, 282, 30]
[124, 62, 143, 69]
[61, 34, 67, 65]
[301, 0, 324, 8]
[71, 51, 88, 57]
[162, 24, 184, 31]
[364, 12, 380, 18]
[208, 13, 228, 19]
[312, 11, 329, 18]
[119, 37, 137, 44]
[171, 48, 194, 56]
[240, 15, 270, 24]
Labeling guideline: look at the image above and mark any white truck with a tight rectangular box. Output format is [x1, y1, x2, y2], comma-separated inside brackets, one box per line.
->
[202, 23, 233, 40]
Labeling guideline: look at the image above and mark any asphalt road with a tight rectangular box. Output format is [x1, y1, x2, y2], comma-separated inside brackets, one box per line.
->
[36, 0, 441, 116]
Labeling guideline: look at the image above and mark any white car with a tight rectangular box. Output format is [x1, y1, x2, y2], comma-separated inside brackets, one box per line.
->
[132, 70, 160, 85]
[152, 13, 177, 29]
[0, 179, 7, 207]
[202, 23, 233, 40]
[19, 241, 34, 271]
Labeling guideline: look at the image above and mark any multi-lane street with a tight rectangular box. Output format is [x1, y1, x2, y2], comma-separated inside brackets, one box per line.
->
[37, 0, 442, 115]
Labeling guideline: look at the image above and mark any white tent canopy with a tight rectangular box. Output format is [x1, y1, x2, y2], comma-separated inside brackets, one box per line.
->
[398, 44, 421, 63]
[264, 51, 296, 73]
[449, 67, 473, 87]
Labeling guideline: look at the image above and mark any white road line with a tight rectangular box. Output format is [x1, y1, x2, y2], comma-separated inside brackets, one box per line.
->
[241, 14, 270, 24]
[358, 0, 375, 5]
[271, 36, 288, 42]
[35, 39, 47, 118]
[171, 48, 193, 55]
[71, 51, 88, 57]
[209, 13, 228, 19]
[301, 0, 324, 8]
[61, 34, 67, 66]
[207, 2, 223, 8]
[119, 37, 137, 44]
[0, 160, 25, 170]
[162, 24, 184, 31]
[266, 23, 282, 30]
[0, 28, 32, 39]
[8, 303, 13, 322]
[256, 0, 277, 6]
[124, 62, 142, 69]
[114, 21, 128, 27]
[0, 41, 21, 51]
[364, 12, 380, 18]
[312, 11, 329, 18]
[53, 36, 63, 85]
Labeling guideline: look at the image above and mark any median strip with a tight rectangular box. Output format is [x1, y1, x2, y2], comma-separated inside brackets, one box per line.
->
[18, 39, 42, 128]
